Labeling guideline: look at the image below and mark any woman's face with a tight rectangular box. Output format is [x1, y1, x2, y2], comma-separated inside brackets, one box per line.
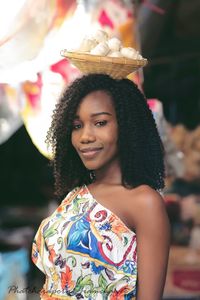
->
[71, 90, 119, 171]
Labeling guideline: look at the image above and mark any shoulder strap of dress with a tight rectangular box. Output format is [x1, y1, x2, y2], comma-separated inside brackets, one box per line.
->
[61, 186, 82, 205]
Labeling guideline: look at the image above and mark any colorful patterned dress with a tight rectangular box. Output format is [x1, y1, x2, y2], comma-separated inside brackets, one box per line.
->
[32, 185, 137, 299]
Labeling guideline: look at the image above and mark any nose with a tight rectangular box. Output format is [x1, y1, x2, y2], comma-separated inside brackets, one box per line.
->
[80, 125, 96, 144]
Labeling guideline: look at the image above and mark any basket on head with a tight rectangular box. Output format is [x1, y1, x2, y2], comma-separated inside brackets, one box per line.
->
[60, 50, 148, 79]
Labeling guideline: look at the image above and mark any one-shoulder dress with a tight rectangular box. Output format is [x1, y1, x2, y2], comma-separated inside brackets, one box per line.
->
[32, 185, 137, 299]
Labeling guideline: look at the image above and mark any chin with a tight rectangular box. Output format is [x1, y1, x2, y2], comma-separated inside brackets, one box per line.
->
[83, 163, 99, 171]
[81, 160, 102, 171]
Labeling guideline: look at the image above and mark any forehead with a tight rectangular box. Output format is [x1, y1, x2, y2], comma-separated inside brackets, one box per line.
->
[76, 90, 115, 115]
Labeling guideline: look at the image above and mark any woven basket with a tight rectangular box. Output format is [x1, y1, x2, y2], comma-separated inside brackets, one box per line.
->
[60, 50, 148, 79]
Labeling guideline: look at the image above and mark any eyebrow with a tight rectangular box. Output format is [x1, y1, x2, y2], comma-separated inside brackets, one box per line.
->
[74, 112, 112, 119]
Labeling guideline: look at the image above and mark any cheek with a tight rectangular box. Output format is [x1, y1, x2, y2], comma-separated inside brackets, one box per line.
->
[71, 132, 77, 148]
[110, 125, 118, 144]
[104, 129, 118, 147]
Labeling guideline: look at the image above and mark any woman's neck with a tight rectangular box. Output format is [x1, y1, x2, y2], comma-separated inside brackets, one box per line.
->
[94, 159, 122, 186]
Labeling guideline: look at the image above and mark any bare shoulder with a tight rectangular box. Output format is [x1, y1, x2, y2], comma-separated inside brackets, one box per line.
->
[125, 184, 169, 230]
[132, 184, 164, 208]
[127, 185, 170, 299]
[125, 184, 165, 210]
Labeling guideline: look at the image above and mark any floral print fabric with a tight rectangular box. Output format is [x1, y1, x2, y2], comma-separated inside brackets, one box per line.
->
[32, 185, 137, 299]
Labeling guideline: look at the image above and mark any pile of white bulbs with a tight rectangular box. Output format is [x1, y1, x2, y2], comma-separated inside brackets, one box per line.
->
[73, 29, 144, 60]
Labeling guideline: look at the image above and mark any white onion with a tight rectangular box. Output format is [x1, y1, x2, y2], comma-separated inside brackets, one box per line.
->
[107, 38, 122, 52]
[90, 42, 110, 56]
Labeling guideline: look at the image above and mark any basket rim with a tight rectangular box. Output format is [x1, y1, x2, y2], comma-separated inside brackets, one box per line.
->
[60, 49, 148, 67]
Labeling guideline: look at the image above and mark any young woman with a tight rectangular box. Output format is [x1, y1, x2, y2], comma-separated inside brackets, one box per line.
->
[32, 74, 170, 300]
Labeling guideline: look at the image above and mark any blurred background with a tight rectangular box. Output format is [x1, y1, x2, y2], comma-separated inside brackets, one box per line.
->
[0, 0, 200, 299]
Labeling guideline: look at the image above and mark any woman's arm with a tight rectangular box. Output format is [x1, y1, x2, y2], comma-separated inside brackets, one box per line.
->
[131, 186, 171, 300]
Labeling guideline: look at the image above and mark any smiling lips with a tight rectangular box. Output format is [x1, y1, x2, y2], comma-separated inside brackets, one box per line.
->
[79, 147, 103, 158]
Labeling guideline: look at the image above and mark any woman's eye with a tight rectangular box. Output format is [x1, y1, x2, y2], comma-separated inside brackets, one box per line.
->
[72, 123, 81, 130]
[95, 120, 107, 127]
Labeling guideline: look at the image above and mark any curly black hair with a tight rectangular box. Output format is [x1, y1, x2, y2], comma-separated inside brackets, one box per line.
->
[47, 74, 165, 200]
